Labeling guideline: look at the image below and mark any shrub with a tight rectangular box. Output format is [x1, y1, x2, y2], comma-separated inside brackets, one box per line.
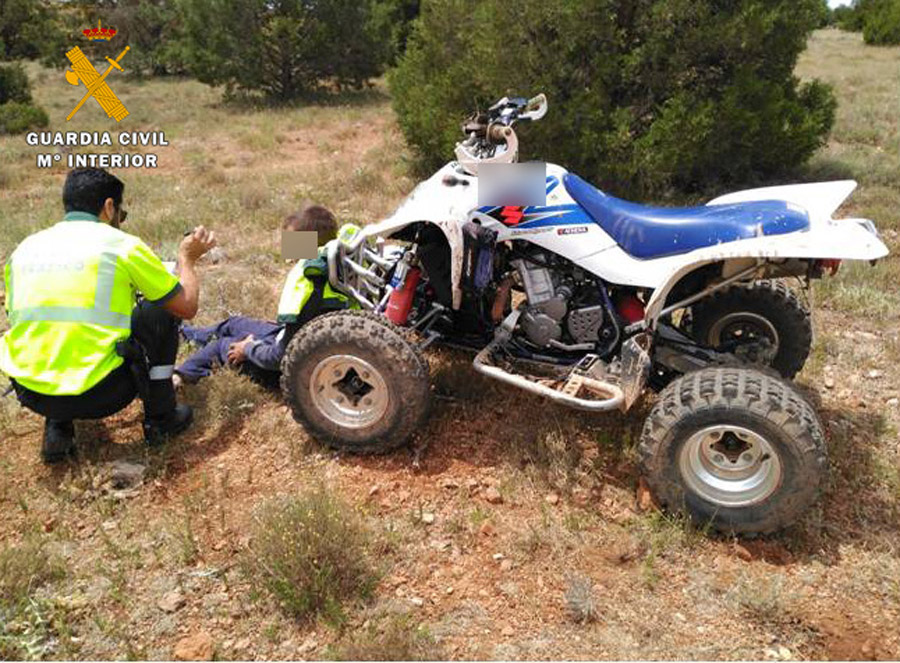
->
[863, 0, 900, 44]
[389, 0, 837, 198]
[177, 0, 395, 100]
[0, 0, 63, 61]
[244, 487, 376, 622]
[0, 63, 31, 105]
[325, 612, 444, 661]
[0, 101, 49, 135]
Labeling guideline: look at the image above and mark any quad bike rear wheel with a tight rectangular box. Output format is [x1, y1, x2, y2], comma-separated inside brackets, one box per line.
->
[691, 280, 812, 379]
[281, 310, 431, 454]
[638, 367, 827, 534]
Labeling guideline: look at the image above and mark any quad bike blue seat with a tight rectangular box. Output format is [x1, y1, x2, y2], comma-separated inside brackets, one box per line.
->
[563, 174, 810, 260]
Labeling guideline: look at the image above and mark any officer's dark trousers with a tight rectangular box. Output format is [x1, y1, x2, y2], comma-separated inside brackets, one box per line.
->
[12, 300, 179, 423]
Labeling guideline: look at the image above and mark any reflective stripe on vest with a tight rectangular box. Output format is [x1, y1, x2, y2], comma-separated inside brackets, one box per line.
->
[7, 252, 130, 330]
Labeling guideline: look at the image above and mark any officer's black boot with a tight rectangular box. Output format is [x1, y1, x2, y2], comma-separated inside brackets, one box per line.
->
[41, 419, 75, 464]
[142, 378, 193, 446]
[131, 299, 193, 446]
[144, 403, 194, 446]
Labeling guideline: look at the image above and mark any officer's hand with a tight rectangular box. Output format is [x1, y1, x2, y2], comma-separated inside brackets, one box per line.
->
[179, 226, 217, 263]
[227, 334, 254, 365]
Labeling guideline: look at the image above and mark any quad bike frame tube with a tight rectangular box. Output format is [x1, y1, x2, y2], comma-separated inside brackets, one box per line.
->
[472, 341, 625, 411]
[473, 311, 626, 412]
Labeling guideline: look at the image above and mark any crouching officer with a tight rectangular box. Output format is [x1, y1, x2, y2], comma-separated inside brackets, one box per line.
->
[0, 168, 216, 463]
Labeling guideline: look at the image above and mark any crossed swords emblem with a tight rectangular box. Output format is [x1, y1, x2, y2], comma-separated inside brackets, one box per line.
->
[64, 45, 130, 122]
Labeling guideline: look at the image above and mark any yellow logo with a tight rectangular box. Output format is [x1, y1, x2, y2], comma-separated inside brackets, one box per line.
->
[64, 45, 130, 122]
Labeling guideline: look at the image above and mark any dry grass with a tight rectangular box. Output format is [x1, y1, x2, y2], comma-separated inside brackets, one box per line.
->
[244, 487, 377, 624]
[0, 538, 68, 660]
[325, 612, 444, 661]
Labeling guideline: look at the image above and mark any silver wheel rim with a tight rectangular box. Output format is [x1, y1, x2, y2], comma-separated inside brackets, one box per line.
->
[708, 312, 780, 356]
[678, 425, 782, 507]
[309, 355, 389, 429]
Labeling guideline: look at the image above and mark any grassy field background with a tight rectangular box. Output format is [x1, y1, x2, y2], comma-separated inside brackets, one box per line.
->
[0, 28, 898, 660]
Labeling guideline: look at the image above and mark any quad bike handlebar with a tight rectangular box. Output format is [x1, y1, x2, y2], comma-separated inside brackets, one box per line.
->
[454, 94, 547, 174]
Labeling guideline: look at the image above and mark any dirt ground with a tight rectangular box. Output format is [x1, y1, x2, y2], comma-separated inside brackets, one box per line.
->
[1, 29, 899, 661]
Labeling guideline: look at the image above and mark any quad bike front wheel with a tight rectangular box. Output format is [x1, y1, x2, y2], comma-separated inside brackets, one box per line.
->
[281, 310, 431, 454]
[691, 280, 812, 379]
[638, 367, 827, 534]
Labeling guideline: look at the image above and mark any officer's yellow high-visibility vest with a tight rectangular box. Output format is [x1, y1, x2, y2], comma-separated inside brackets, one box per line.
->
[0, 212, 180, 396]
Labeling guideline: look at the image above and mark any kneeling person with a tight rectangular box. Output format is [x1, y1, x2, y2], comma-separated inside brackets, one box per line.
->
[0, 168, 216, 463]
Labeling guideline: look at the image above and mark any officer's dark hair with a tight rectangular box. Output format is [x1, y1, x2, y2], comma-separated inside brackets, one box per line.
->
[283, 203, 337, 245]
[62, 168, 124, 215]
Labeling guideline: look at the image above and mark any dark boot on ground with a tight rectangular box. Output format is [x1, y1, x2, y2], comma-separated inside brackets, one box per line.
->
[143, 403, 193, 446]
[41, 419, 75, 464]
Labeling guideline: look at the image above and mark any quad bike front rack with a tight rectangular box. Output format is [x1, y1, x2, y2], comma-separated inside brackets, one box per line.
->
[473, 310, 628, 412]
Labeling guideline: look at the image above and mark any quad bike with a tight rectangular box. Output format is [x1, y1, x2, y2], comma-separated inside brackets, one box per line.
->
[278, 94, 889, 534]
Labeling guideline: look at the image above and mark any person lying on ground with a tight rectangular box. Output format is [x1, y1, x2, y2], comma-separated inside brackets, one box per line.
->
[173, 203, 355, 388]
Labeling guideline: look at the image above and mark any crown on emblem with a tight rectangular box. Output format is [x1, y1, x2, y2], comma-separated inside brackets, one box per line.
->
[82, 19, 117, 41]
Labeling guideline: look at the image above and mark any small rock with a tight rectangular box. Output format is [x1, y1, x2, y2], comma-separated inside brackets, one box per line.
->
[440, 478, 460, 489]
[501, 626, 514, 637]
[421, 512, 435, 525]
[446, 586, 454, 595]
[173, 631, 214, 661]
[42, 517, 56, 533]
[867, 369, 882, 379]
[298, 637, 318, 655]
[733, 543, 753, 562]
[368, 485, 380, 497]
[101, 519, 118, 531]
[483, 486, 503, 504]
[410, 597, 425, 607]
[887, 398, 899, 407]
[824, 376, 835, 389]
[107, 460, 146, 490]
[500, 559, 513, 572]
[235, 638, 251, 651]
[545, 493, 560, 506]
[158, 590, 186, 613]
[492, 552, 505, 561]
[777, 645, 792, 660]
[206, 247, 227, 264]
[479, 522, 496, 537]
[636, 477, 655, 512]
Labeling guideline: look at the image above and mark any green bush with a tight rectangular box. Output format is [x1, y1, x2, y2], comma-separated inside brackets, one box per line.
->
[177, 0, 395, 100]
[0, 101, 48, 135]
[0, 63, 31, 104]
[863, 0, 900, 44]
[0, 0, 62, 60]
[390, 0, 837, 198]
[244, 487, 376, 623]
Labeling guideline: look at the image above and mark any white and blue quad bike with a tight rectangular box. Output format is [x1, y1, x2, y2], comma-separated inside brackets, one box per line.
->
[279, 94, 889, 534]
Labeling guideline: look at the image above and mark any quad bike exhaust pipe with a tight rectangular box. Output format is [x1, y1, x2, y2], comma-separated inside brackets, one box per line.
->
[472, 310, 626, 412]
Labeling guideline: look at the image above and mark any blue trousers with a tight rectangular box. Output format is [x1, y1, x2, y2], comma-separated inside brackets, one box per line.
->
[177, 316, 281, 382]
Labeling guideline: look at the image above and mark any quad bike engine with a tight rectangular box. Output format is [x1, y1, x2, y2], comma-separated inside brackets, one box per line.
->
[513, 252, 611, 351]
